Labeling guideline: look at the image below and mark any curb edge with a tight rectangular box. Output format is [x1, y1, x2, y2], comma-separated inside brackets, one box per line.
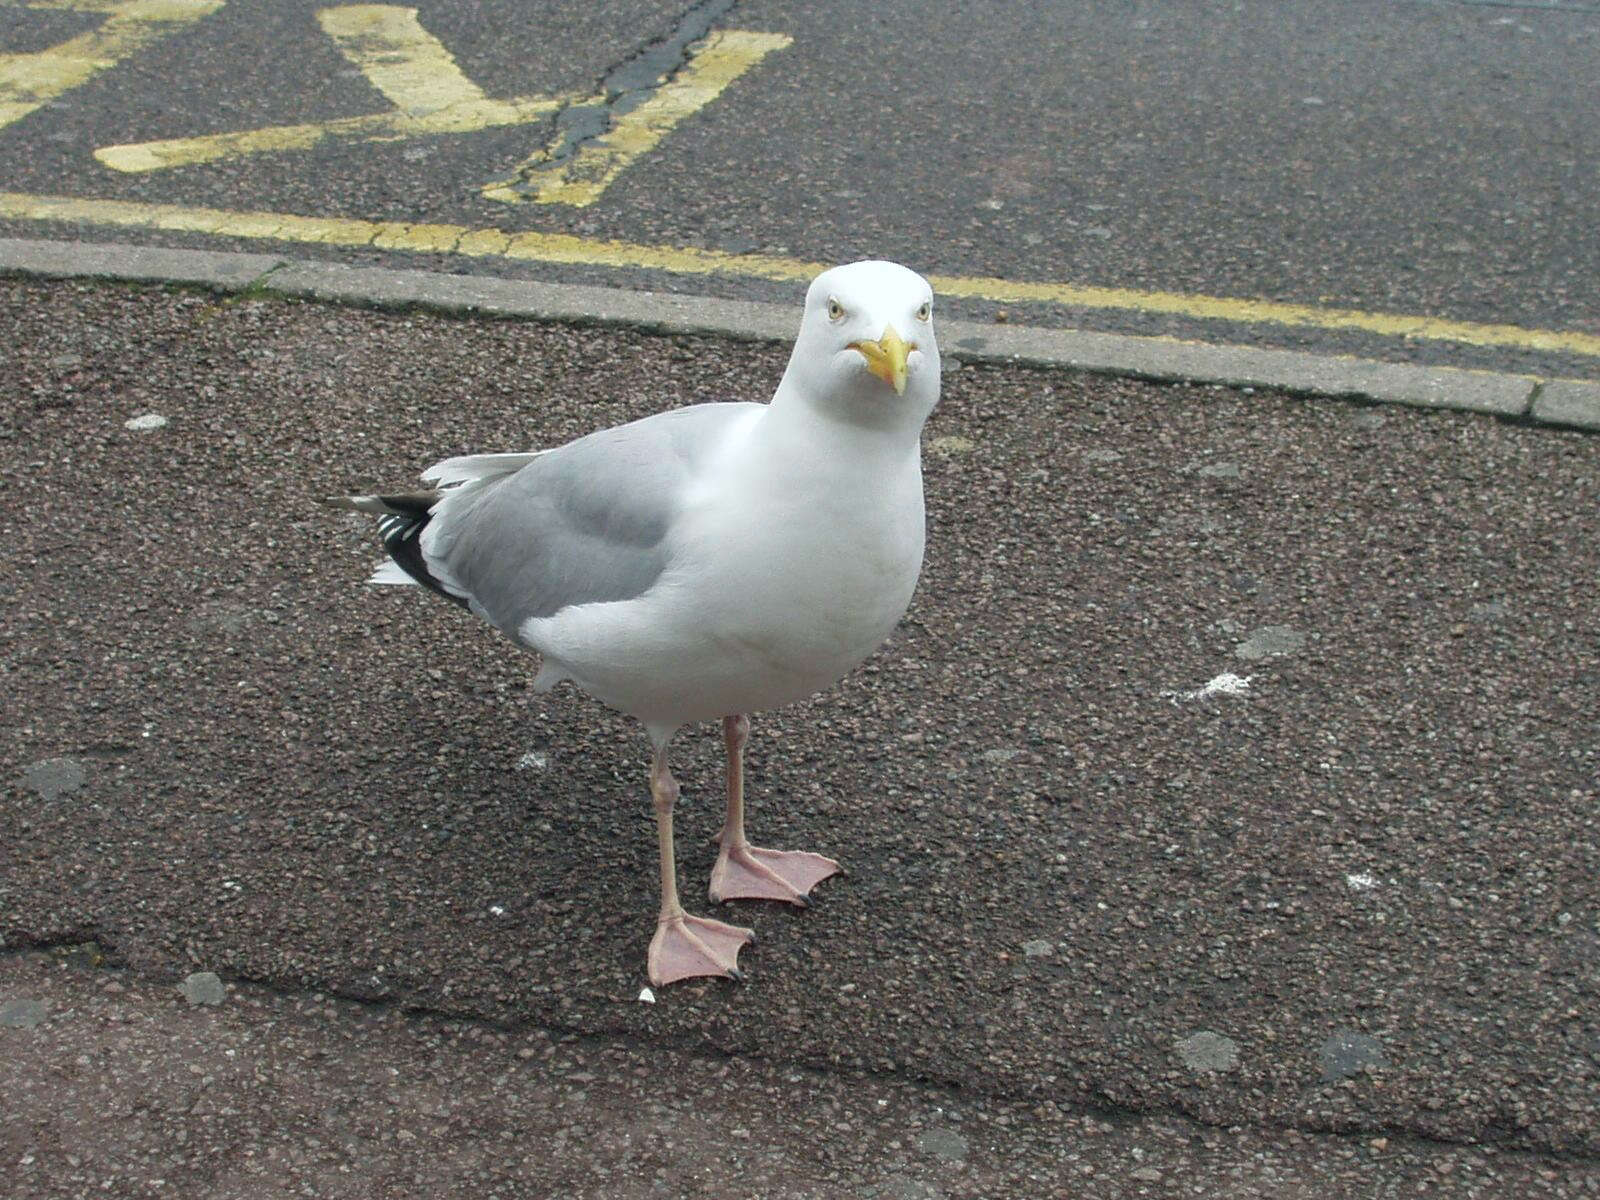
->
[3, 236, 1596, 432]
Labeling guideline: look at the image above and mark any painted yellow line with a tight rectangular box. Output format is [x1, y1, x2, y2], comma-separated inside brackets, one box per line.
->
[0, 191, 827, 280]
[921, 276, 1600, 356]
[2, 190, 1598, 359]
[97, 112, 419, 174]
[14, 1, 157, 11]
[95, 4, 570, 171]
[0, 0, 223, 132]
[95, 97, 569, 172]
[483, 30, 794, 208]
[317, 5, 489, 114]
[923, 273, 1600, 357]
[94, 14, 790, 211]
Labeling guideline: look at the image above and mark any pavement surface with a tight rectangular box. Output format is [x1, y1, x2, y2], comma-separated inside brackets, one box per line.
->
[3, 272, 1599, 1197]
[4, 946, 1593, 1200]
[3, 0, 1600, 379]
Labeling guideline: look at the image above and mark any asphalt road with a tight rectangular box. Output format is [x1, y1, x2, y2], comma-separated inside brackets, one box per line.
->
[2, 0, 1599, 379]
[3, 277, 1598, 1197]
[4, 946, 1592, 1199]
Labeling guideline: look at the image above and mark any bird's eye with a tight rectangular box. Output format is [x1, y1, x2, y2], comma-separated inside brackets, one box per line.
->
[827, 297, 845, 321]
[915, 300, 932, 322]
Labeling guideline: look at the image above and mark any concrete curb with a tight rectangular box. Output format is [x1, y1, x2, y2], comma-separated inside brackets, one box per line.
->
[0, 236, 286, 290]
[1531, 380, 1600, 432]
[261, 258, 799, 342]
[4, 236, 1597, 432]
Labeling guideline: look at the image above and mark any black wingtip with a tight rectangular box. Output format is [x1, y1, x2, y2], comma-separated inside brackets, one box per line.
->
[372, 507, 471, 611]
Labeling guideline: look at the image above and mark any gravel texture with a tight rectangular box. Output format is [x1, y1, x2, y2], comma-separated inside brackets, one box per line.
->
[2, 279, 1598, 1179]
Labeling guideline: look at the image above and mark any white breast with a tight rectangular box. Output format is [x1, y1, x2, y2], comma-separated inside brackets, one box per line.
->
[524, 420, 926, 731]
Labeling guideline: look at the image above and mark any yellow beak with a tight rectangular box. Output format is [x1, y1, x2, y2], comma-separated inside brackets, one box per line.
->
[850, 325, 912, 395]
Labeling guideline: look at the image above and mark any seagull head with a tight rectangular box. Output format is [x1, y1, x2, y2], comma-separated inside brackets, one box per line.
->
[782, 260, 941, 433]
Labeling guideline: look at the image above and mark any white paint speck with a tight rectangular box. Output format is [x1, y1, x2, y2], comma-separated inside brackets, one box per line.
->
[1346, 872, 1379, 891]
[1164, 673, 1251, 704]
[637, 987, 656, 1004]
[514, 751, 548, 772]
[124, 413, 169, 431]
[489, 905, 505, 916]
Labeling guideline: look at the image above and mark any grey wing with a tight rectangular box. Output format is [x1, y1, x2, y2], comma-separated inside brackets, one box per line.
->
[422, 402, 761, 636]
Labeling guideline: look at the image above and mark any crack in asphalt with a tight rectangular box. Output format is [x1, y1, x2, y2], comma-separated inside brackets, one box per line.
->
[1413, 0, 1600, 12]
[515, 0, 740, 180]
[1523, 379, 1546, 418]
[10, 935, 1597, 1163]
[0, 930, 111, 964]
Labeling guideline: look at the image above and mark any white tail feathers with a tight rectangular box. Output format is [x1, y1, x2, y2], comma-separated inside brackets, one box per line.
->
[422, 451, 545, 490]
[323, 494, 411, 516]
[330, 450, 542, 600]
[368, 561, 416, 586]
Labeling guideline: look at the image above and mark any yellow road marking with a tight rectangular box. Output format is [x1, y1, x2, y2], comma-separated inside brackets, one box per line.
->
[318, 4, 487, 113]
[14, 1, 162, 11]
[921, 273, 1600, 358]
[89, 7, 788, 209]
[2, 190, 1598, 359]
[0, 0, 223, 131]
[482, 30, 793, 207]
[0, 190, 826, 278]
[95, 5, 569, 172]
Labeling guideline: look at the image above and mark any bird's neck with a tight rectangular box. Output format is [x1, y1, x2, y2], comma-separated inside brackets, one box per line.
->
[763, 379, 928, 464]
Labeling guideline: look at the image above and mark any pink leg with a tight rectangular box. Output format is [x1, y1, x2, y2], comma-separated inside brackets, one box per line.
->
[708, 714, 842, 907]
[646, 743, 755, 987]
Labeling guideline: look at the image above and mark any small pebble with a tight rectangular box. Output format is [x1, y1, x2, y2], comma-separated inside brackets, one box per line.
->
[180, 971, 226, 1007]
[928, 435, 975, 457]
[916, 1127, 969, 1161]
[22, 757, 86, 802]
[1235, 625, 1306, 661]
[1320, 1030, 1387, 1080]
[0, 998, 48, 1029]
[1176, 1030, 1240, 1073]
[124, 412, 169, 431]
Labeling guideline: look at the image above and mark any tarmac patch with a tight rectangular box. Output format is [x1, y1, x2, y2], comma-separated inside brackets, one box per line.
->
[21, 757, 85, 803]
[1176, 1030, 1240, 1073]
[1320, 1030, 1388, 1081]
[0, 998, 49, 1029]
[1235, 625, 1307, 660]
